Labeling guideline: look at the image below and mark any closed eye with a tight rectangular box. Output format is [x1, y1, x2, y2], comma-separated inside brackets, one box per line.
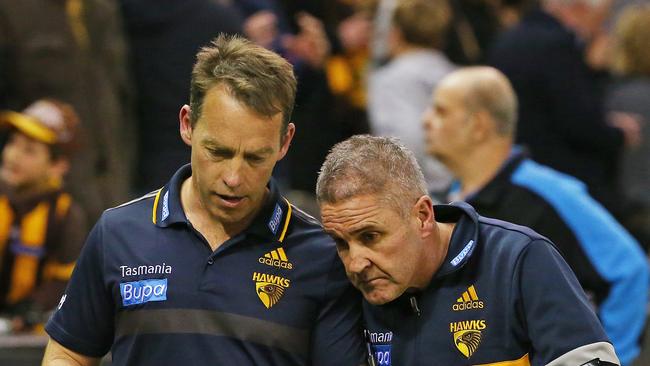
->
[244, 153, 267, 164]
[359, 231, 380, 245]
[207, 147, 233, 159]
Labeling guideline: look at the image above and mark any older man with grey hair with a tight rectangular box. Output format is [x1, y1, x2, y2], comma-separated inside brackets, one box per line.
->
[424, 66, 648, 366]
[317, 134, 620, 365]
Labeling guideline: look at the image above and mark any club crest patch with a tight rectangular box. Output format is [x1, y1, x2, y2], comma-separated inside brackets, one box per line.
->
[454, 330, 482, 358]
[450, 320, 486, 359]
[252, 272, 290, 308]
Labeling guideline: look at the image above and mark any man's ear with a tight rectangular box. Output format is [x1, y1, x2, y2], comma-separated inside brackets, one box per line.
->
[277, 122, 296, 161]
[179, 105, 193, 146]
[470, 110, 494, 143]
[413, 195, 435, 238]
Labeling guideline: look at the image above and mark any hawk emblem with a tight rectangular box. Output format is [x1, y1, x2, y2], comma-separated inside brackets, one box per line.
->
[453, 329, 482, 358]
[256, 282, 285, 308]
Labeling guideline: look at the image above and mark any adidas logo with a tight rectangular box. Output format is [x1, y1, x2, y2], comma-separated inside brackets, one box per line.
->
[258, 248, 293, 270]
[452, 285, 484, 311]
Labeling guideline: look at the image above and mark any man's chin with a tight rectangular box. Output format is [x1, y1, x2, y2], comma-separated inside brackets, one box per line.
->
[362, 290, 397, 306]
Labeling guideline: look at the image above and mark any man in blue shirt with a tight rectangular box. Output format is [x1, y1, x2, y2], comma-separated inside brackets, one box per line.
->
[42, 35, 366, 366]
[423, 66, 648, 365]
[317, 135, 620, 365]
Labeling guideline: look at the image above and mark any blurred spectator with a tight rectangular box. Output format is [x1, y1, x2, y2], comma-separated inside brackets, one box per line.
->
[368, 0, 455, 197]
[0, 100, 86, 333]
[370, 0, 501, 66]
[606, 4, 650, 249]
[119, 0, 243, 193]
[488, 0, 641, 216]
[0, 0, 135, 222]
[423, 66, 648, 366]
[324, 2, 372, 116]
[369, 0, 396, 65]
[239, 1, 371, 209]
[444, 0, 501, 65]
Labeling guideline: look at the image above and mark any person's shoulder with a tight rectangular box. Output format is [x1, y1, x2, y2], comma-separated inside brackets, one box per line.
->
[477, 214, 558, 263]
[283, 202, 338, 251]
[375, 51, 453, 83]
[511, 158, 586, 197]
[474, 215, 569, 280]
[509, 159, 619, 221]
[479, 215, 550, 244]
[101, 189, 161, 226]
[286, 203, 329, 241]
[492, 12, 572, 56]
[289, 203, 321, 227]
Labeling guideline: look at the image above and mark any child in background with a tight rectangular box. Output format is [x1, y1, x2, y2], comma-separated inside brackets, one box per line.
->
[0, 99, 86, 333]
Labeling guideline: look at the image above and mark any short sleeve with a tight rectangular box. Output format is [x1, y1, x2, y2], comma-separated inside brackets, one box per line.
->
[310, 255, 366, 366]
[44, 216, 115, 357]
[516, 240, 620, 365]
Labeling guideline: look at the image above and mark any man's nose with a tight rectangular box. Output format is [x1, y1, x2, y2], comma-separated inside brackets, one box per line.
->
[222, 158, 243, 188]
[346, 245, 371, 274]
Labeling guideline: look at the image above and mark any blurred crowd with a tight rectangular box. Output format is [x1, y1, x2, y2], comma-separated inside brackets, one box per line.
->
[0, 0, 648, 363]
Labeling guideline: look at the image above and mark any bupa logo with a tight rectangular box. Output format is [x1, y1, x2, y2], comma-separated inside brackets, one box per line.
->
[371, 344, 392, 366]
[161, 191, 170, 221]
[368, 331, 393, 366]
[268, 203, 283, 234]
[120, 278, 168, 306]
[450, 240, 474, 266]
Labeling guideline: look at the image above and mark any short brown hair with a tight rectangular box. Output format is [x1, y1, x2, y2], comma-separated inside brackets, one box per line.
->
[612, 4, 650, 77]
[393, 0, 451, 49]
[190, 34, 297, 134]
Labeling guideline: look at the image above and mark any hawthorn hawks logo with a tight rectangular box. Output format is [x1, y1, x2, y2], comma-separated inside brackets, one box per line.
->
[252, 272, 290, 309]
[450, 320, 486, 358]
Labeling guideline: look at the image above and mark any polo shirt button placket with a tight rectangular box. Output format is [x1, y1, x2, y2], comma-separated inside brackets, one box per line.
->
[207, 258, 214, 265]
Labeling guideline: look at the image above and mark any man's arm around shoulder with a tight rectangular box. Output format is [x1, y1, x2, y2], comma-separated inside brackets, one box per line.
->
[42, 338, 100, 366]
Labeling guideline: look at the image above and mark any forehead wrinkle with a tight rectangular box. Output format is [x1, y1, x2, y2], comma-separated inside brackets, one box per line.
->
[322, 204, 383, 231]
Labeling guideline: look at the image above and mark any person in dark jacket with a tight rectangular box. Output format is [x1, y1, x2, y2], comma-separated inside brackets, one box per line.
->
[487, 0, 641, 215]
[317, 134, 621, 366]
[423, 66, 648, 366]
